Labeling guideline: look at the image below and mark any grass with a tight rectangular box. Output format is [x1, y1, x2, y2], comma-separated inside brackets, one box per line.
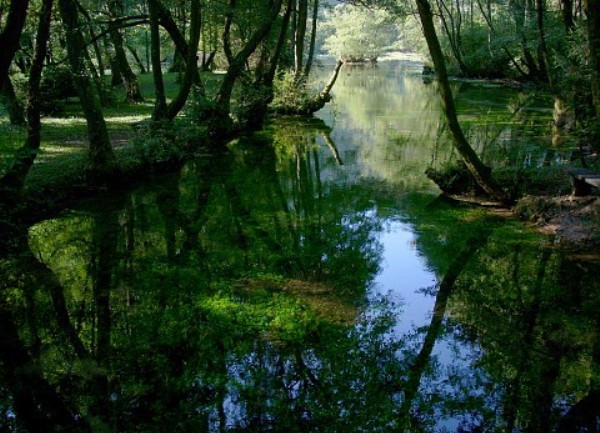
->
[0, 72, 220, 199]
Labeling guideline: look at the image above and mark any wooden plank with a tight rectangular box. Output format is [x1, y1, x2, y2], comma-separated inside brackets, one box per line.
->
[567, 168, 596, 175]
[567, 167, 600, 195]
[586, 178, 600, 188]
[567, 168, 598, 179]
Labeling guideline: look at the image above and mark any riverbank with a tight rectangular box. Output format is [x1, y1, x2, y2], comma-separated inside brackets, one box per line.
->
[515, 194, 600, 250]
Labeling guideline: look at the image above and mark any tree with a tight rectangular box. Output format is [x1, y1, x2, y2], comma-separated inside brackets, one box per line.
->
[207, 0, 284, 137]
[321, 4, 397, 62]
[58, 0, 119, 181]
[0, 0, 54, 198]
[0, 0, 30, 90]
[107, 0, 144, 102]
[414, 0, 509, 202]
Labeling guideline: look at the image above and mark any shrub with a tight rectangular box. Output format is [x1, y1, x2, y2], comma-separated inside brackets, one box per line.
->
[270, 70, 319, 114]
[131, 121, 188, 165]
[38, 65, 78, 114]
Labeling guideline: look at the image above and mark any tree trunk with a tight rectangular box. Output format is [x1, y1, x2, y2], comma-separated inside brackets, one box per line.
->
[165, 0, 201, 120]
[127, 44, 147, 74]
[294, 0, 308, 79]
[74, 0, 106, 76]
[265, 0, 294, 87]
[212, 0, 284, 137]
[1, 75, 25, 126]
[0, 0, 53, 199]
[302, 0, 319, 78]
[415, 0, 510, 203]
[149, 0, 168, 120]
[0, 0, 30, 90]
[108, 0, 144, 102]
[585, 0, 600, 120]
[149, 0, 202, 86]
[59, 0, 119, 182]
[562, 0, 575, 31]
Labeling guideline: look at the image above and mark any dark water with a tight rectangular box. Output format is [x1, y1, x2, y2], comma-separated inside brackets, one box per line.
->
[2, 61, 599, 432]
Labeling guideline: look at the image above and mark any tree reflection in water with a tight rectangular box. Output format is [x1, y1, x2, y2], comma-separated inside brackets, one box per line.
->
[0, 119, 599, 432]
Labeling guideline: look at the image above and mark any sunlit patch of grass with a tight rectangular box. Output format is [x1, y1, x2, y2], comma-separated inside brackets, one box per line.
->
[3, 71, 223, 194]
[105, 114, 149, 124]
[25, 148, 88, 194]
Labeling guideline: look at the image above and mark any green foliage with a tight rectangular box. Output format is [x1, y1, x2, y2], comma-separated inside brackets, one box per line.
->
[269, 69, 319, 114]
[321, 4, 399, 62]
[130, 121, 188, 165]
[231, 77, 271, 128]
[200, 280, 320, 346]
[38, 65, 77, 114]
[453, 25, 511, 78]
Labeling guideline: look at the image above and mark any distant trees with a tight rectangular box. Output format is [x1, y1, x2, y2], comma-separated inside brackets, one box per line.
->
[321, 4, 398, 62]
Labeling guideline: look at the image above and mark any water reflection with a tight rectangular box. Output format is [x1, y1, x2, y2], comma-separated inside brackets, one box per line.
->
[1, 62, 599, 432]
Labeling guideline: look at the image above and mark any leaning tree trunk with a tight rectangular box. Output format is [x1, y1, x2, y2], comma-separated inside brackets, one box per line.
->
[74, 0, 106, 76]
[59, 0, 119, 182]
[212, 0, 283, 137]
[127, 45, 146, 74]
[0, 0, 30, 90]
[0, 0, 53, 200]
[165, 0, 201, 120]
[149, 0, 202, 87]
[585, 0, 600, 121]
[415, 0, 509, 203]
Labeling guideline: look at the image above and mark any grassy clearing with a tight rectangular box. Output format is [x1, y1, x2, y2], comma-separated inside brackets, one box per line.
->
[0, 72, 217, 196]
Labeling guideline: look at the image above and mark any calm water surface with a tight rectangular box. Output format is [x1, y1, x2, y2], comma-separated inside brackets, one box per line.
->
[2, 61, 599, 432]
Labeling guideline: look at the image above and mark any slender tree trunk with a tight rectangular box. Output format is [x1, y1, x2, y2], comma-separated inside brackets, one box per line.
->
[294, 0, 308, 79]
[562, 0, 575, 30]
[149, 0, 168, 120]
[0, 0, 30, 90]
[536, 0, 573, 138]
[436, 0, 471, 75]
[213, 0, 283, 136]
[585, 0, 600, 120]
[509, 0, 542, 79]
[165, 0, 201, 120]
[201, 50, 216, 71]
[415, 0, 509, 203]
[0, 0, 53, 197]
[104, 36, 123, 86]
[59, 0, 119, 181]
[108, 0, 144, 102]
[127, 44, 147, 73]
[302, 0, 319, 78]
[74, 0, 106, 76]
[1, 75, 25, 125]
[148, 0, 202, 86]
[265, 0, 294, 87]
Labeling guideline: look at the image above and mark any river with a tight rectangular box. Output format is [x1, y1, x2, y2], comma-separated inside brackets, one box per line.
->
[1, 60, 599, 432]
